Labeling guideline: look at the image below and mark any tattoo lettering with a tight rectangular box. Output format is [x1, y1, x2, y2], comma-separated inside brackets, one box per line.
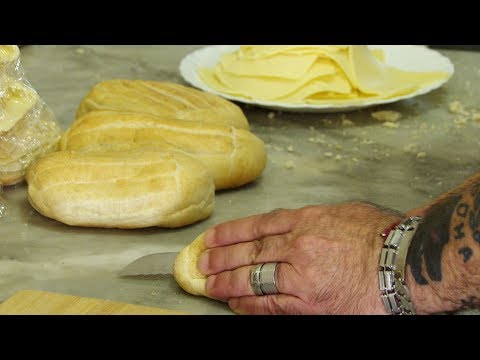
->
[472, 190, 480, 245]
[454, 203, 468, 240]
[454, 222, 465, 240]
[408, 195, 461, 285]
[458, 247, 473, 263]
[456, 203, 469, 217]
[408, 183, 480, 285]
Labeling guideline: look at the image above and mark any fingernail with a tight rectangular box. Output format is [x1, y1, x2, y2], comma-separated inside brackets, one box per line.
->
[204, 228, 215, 247]
[198, 251, 210, 275]
[206, 275, 215, 293]
[229, 298, 239, 310]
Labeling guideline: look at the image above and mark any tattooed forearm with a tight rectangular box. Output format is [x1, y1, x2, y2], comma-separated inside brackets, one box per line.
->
[460, 296, 480, 310]
[407, 195, 460, 284]
[458, 247, 473, 262]
[407, 180, 480, 286]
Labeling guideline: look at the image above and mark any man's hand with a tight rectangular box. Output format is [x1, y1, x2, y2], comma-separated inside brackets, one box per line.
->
[198, 202, 405, 315]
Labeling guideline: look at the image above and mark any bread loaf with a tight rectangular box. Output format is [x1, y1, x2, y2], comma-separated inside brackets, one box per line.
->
[26, 145, 215, 228]
[173, 232, 208, 297]
[26, 80, 266, 229]
[61, 111, 267, 190]
[76, 80, 250, 130]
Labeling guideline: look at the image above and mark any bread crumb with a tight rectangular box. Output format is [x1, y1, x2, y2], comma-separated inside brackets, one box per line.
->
[449, 101, 469, 115]
[382, 121, 400, 128]
[341, 118, 354, 127]
[360, 139, 374, 145]
[352, 157, 359, 163]
[335, 154, 343, 161]
[403, 143, 417, 153]
[285, 160, 295, 169]
[287, 145, 294, 152]
[308, 137, 324, 144]
[75, 48, 85, 54]
[454, 116, 468, 127]
[267, 112, 275, 119]
[416, 152, 427, 159]
[371, 110, 402, 122]
[309, 126, 315, 131]
[419, 123, 429, 130]
[324, 152, 333, 158]
[471, 112, 480, 122]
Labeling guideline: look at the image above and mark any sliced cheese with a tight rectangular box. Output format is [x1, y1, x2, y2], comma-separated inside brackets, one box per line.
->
[199, 45, 450, 104]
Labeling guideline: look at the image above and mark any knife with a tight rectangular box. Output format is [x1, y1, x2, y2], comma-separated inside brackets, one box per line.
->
[119, 252, 179, 277]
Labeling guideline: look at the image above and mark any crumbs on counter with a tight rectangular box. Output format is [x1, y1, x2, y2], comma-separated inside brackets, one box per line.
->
[472, 112, 480, 122]
[454, 116, 468, 127]
[403, 143, 418, 153]
[416, 152, 427, 159]
[448, 100, 469, 115]
[382, 121, 400, 128]
[284, 160, 295, 169]
[267, 112, 276, 119]
[341, 118, 355, 127]
[371, 110, 402, 122]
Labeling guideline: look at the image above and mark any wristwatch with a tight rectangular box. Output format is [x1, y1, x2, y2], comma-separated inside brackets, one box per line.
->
[378, 216, 422, 315]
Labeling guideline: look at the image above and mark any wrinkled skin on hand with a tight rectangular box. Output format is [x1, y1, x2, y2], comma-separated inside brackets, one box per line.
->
[198, 202, 404, 315]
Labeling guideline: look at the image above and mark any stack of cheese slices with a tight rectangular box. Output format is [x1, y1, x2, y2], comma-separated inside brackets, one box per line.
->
[26, 80, 267, 229]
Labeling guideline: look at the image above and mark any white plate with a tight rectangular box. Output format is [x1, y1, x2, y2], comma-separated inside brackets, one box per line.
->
[179, 45, 455, 113]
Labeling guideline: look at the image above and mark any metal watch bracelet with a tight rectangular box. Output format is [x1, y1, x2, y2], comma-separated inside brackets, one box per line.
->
[378, 216, 422, 315]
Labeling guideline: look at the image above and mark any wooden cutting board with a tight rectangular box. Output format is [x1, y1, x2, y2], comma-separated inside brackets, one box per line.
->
[0, 290, 188, 315]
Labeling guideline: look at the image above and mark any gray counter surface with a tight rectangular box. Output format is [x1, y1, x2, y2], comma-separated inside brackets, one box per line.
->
[0, 45, 478, 314]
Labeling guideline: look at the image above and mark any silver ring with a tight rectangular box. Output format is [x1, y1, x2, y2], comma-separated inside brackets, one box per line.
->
[250, 262, 280, 296]
[250, 263, 264, 296]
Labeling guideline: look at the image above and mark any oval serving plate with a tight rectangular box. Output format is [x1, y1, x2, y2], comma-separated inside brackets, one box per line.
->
[179, 45, 454, 113]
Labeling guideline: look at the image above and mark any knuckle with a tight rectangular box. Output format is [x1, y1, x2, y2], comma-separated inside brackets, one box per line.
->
[249, 240, 263, 263]
[265, 296, 286, 314]
[292, 234, 318, 251]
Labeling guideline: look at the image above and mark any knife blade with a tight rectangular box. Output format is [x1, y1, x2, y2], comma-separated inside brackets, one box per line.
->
[119, 252, 179, 277]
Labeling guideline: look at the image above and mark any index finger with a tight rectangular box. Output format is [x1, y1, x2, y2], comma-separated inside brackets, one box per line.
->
[205, 208, 295, 248]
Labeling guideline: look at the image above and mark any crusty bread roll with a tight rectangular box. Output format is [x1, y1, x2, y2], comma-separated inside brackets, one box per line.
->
[76, 80, 250, 130]
[173, 232, 208, 297]
[0, 100, 62, 186]
[60, 111, 267, 190]
[26, 145, 215, 229]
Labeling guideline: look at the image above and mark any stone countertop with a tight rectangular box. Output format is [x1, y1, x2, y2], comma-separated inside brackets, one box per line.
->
[0, 45, 478, 314]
